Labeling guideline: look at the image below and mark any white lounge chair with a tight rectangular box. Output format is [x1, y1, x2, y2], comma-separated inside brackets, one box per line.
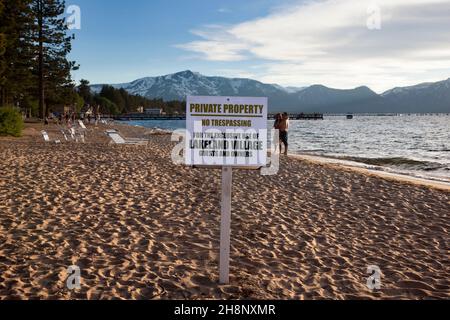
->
[67, 127, 86, 143]
[78, 120, 87, 129]
[69, 128, 76, 140]
[41, 131, 61, 144]
[61, 129, 69, 141]
[77, 120, 88, 141]
[106, 131, 147, 145]
[42, 130, 50, 142]
[78, 131, 86, 143]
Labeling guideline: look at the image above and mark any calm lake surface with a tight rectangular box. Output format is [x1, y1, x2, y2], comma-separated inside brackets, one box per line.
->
[124, 114, 450, 183]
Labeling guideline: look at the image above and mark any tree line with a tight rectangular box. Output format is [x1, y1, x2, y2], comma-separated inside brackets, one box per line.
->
[78, 80, 186, 115]
[0, 0, 79, 118]
[0, 0, 185, 118]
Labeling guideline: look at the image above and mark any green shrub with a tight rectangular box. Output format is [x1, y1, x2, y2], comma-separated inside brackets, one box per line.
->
[0, 107, 24, 137]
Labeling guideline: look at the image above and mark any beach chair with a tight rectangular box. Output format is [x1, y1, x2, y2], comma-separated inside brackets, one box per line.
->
[106, 129, 145, 140]
[60, 129, 69, 141]
[42, 130, 50, 142]
[41, 131, 61, 144]
[77, 120, 88, 139]
[80, 130, 86, 143]
[70, 128, 76, 140]
[71, 127, 86, 143]
[106, 131, 147, 145]
[57, 124, 69, 141]
[78, 120, 87, 130]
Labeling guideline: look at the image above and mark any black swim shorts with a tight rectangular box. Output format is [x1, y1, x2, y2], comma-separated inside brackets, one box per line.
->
[280, 131, 288, 145]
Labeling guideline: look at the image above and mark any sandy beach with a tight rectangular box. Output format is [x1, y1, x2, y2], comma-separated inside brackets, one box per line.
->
[0, 122, 448, 300]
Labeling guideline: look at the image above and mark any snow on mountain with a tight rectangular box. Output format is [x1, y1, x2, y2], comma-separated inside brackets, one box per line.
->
[285, 86, 308, 93]
[91, 70, 291, 101]
[382, 78, 450, 97]
[90, 71, 450, 113]
[382, 82, 435, 97]
[381, 78, 450, 113]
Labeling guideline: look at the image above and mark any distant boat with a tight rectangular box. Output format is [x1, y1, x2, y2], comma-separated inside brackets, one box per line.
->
[346, 114, 354, 120]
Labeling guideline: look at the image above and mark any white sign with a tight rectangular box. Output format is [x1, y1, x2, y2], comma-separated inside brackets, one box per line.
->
[186, 96, 268, 167]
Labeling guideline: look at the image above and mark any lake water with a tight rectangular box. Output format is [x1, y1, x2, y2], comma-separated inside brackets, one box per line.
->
[124, 115, 450, 183]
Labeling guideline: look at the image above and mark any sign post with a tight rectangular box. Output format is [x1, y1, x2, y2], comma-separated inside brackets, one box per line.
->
[219, 166, 233, 284]
[185, 96, 268, 284]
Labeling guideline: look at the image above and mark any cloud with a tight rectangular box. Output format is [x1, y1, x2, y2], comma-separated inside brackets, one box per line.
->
[175, 25, 249, 61]
[177, 0, 450, 92]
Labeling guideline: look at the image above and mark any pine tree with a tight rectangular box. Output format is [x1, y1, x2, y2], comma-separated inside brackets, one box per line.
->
[100, 85, 126, 113]
[77, 79, 93, 105]
[0, 0, 34, 107]
[31, 0, 78, 118]
[0, 1, 5, 90]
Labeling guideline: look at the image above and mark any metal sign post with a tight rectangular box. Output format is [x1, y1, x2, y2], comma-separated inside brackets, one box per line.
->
[219, 166, 233, 284]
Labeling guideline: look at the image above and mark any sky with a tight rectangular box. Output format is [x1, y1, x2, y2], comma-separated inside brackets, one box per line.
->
[69, 0, 450, 93]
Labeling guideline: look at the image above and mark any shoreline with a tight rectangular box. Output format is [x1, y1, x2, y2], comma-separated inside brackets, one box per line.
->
[120, 121, 450, 191]
[289, 153, 450, 192]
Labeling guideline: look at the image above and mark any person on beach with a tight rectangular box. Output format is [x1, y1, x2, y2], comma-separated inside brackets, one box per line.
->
[274, 113, 281, 151]
[274, 113, 289, 155]
[277, 112, 289, 155]
[274, 113, 282, 129]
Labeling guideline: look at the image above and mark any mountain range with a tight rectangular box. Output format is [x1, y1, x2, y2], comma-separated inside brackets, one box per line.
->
[91, 70, 450, 113]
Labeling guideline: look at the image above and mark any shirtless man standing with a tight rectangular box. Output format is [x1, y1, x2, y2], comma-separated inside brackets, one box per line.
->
[275, 112, 290, 155]
[278, 112, 289, 156]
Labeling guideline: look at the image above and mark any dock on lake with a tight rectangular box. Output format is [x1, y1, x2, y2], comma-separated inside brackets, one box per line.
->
[114, 113, 324, 121]
[114, 114, 186, 121]
[271, 113, 324, 120]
